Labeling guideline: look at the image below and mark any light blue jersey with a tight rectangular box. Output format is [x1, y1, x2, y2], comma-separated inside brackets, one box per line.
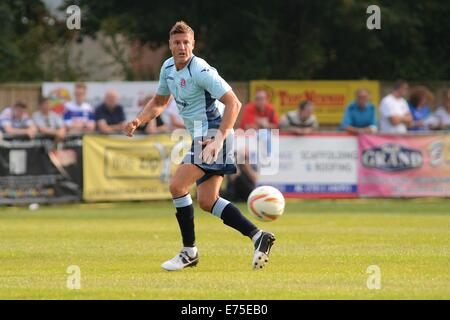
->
[156, 55, 231, 138]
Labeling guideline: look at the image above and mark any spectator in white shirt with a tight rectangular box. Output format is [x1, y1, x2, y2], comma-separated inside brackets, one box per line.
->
[427, 89, 450, 130]
[279, 100, 319, 135]
[0, 101, 37, 139]
[379, 80, 413, 133]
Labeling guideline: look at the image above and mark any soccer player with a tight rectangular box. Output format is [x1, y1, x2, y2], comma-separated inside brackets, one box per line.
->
[124, 21, 275, 271]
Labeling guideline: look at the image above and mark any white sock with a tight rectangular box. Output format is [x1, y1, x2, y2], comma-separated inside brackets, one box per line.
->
[251, 230, 263, 244]
[183, 246, 197, 258]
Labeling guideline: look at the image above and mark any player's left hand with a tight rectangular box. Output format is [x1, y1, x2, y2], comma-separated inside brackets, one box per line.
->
[199, 137, 223, 164]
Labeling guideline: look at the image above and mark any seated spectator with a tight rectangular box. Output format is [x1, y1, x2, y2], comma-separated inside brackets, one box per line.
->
[0, 101, 37, 139]
[95, 90, 126, 134]
[63, 83, 95, 134]
[137, 95, 169, 134]
[141, 116, 170, 134]
[340, 89, 377, 134]
[408, 86, 434, 131]
[279, 100, 318, 135]
[32, 96, 66, 141]
[224, 147, 258, 202]
[161, 97, 185, 131]
[379, 80, 413, 133]
[427, 89, 450, 130]
[239, 89, 279, 130]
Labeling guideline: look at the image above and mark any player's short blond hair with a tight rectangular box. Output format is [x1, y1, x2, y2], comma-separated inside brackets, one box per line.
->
[169, 21, 194, 38]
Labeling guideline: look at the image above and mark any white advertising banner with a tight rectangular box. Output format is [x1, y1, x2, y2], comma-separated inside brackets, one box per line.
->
[258, 135, 358, 197]
[42, 82, 159, 121]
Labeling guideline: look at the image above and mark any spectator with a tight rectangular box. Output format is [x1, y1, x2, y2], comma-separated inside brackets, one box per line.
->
[95, 90, 126, 134]
[427, 89, 450, 130]
[161, 97, 185, 131]
[279, 100, 318, 135]
[137, 95, 169, 134]
[340, 89, 377, 134]
[408, 86, 433, 131]
[224, 147, 258, 202]
[63, 83, 95, 134]
[379, 80, 413, 133]
[32, 96, 66, 141]
[0, 101, 37, 139]
[141, 116, 170, 134]
[239, 89, 279, 130]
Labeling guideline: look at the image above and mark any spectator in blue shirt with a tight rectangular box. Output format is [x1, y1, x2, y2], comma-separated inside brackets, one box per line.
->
[340, 89, 377, 134]
[94, 90, 126, 134]
[64, 83, 95, 134]
[408, 85, 433, 131]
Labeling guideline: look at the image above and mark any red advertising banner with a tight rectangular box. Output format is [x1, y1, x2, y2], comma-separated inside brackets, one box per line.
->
[358, 134, 450, 197]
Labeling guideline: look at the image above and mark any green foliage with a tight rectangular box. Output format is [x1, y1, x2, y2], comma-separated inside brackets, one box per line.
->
[0, 1, 61, 82]
[2, 1, 449, 81]
[76, 0, 450, 81]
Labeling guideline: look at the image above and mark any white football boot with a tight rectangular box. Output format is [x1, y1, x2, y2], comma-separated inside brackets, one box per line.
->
[161, 249, 199, 271]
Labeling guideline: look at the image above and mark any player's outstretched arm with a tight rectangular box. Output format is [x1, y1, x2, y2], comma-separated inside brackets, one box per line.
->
[123, 94, 171, 137]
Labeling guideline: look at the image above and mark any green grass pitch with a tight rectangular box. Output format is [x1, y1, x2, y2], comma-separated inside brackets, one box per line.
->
[0, 199, 449, 299]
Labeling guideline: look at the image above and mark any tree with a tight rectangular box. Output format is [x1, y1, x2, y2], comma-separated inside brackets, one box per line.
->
[5, 0, 450, 81]
[0, 1, 69, 82]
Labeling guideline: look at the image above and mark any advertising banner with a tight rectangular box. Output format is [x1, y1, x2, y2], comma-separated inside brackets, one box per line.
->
[83, 134, 190, 201]
[358, 134, 450, 197]
[257, 134, 358, 198]
[249, 80, 380, 124]
[42, 82, 159, 121]
[0, 136, 83, 204]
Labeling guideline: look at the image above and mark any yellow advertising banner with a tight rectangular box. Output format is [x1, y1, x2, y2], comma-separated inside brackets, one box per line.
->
[250, 80, 380, 125]
[83, 134, 191, 201]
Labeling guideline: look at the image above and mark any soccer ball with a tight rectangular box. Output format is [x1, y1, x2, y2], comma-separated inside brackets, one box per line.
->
[247, 186, 285, 222]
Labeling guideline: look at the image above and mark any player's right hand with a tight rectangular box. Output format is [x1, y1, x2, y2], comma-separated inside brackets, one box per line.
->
[123, 118, 141, 137]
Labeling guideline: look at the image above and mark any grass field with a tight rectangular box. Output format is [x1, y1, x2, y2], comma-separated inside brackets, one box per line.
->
[0, 199, 449, 300]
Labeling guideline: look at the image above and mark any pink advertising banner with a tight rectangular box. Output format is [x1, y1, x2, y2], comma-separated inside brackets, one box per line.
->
[358, 134, 450, 197]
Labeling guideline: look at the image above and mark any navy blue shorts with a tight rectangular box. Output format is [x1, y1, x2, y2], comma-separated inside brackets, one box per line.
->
[182, 135, 237, 185]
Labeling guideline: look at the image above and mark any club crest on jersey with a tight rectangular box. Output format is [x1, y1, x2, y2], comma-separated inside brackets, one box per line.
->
[180, 78, 186, 87]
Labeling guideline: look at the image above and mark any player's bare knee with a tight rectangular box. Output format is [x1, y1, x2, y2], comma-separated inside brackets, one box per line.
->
[197, 196, 216, 212]
[169, 181, 187, 198]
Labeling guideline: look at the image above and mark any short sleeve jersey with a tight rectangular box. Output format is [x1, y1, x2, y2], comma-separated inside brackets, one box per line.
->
[156, 55, 231, 138]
